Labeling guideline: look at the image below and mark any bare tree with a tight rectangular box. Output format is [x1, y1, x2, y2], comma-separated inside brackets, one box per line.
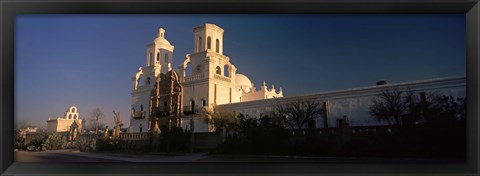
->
[369, 89, 406, 126]
[273, 97, 324, 129]
[89, 108, 104, 134]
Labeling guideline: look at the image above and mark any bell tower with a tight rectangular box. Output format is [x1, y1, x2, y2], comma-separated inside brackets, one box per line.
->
[179, 23, 238, 116]
[130, 27, 175, 133]
[145, 27, 175, 73]
[193, 23, 224, 55]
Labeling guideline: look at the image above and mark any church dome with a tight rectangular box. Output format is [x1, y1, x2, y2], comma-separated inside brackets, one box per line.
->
[154, 28, 172, 45]
[154, 36, 171, 45]
[235, 74, 253, 93]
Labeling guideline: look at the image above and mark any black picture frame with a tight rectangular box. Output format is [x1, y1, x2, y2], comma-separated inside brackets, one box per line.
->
[1, 0, 479, 175]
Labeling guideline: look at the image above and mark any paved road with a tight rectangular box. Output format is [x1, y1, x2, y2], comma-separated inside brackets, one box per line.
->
[194, 155, 461, 163]
[15, 150, 123, 162]
[15, 150, 463, 163]
[15, 150, 209, 162]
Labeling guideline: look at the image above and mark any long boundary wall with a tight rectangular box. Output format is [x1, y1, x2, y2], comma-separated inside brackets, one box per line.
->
[219, 77, 466, 128]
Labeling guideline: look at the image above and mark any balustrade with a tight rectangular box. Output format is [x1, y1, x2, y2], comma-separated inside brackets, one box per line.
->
[214, 74, 231, 82]
[183, 73, 204, 82]
[119, 132, 149, 140]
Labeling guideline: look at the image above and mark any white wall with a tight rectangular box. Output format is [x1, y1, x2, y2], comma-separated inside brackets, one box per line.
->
[219, 77, 466, 128]
[46, 118, 81, 132]
[130, 87, 152, 132]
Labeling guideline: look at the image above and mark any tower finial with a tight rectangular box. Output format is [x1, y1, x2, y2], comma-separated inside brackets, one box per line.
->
[158, 27, 166, 38]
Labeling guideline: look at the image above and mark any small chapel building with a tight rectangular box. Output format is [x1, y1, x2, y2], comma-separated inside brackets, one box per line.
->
[46, 105, 83, 133]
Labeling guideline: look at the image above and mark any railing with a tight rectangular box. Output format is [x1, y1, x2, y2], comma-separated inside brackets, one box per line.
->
[132, 111, 145, 119]
[183, 74, 204, 82]
[183, 105, 199, 115]
[153, 111, 170, 117]
[214, 74, 231, 83]
[289, 125, 395, 136]
[119, 132, 150, 140]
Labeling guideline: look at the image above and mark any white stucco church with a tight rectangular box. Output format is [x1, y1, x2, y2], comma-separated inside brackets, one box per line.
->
[128, 23, 466, 133]
[129, 23, 283, 132]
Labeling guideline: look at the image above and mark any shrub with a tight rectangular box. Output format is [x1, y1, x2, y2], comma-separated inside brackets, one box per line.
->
[25, 133, 48, 151]
[216, 114, 291, 155]
[42, 133, 65, 150]
[159, 126, 190, 153]
[14, 130, 25, 150]
[96, 137, 122, 152]
[74, 135, 97, 152]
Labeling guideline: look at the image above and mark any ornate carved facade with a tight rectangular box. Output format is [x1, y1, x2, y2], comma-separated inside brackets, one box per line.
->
[148, 70, 183, 132]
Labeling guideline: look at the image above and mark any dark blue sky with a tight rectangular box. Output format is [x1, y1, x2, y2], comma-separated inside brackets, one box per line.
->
[15, 14, 466, 128]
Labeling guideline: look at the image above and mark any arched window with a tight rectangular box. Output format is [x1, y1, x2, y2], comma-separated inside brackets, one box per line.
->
[68, 114, 72, 119]
[216, 39, 220, 53]
[202, 99, 206, 107]
[149, 53, 153, 64]
[165, 53, 169, 63]
[198, 37, 202, 52]
[156, 52, 160, 61]
[138, 75, 143, 86]
[215, 66, 221, 75]
[185, 62, 192, 76]
[74, 115, 77, 119]
[140, 104, 143, 111]
[72, 108, 75, 113]
[191, 100, 195, 111]
[195, 65, 201, 74]
[207, 36, 211, 49]
[192, 65, 202, 74]
[223, 65, 229, 77]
